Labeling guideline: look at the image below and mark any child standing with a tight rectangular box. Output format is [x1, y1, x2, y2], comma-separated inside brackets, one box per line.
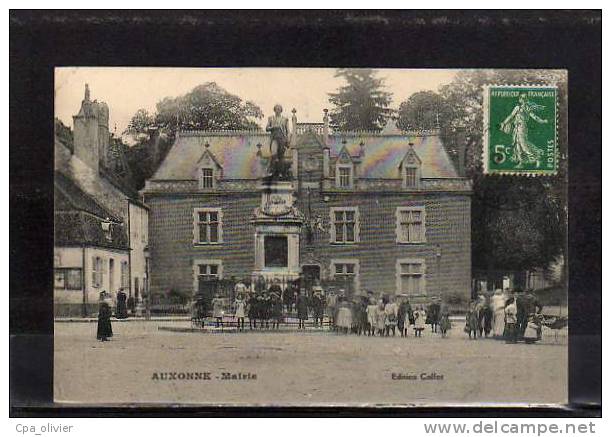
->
[439, 309, 452, 338]
[376, 301, 387, 337]
[413, 305, 426, 337]
[504, 297, 518, 343]
[465, 301, 479, 339]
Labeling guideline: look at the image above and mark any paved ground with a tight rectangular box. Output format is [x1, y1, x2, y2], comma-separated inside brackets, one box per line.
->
[54, 321, 567, 407]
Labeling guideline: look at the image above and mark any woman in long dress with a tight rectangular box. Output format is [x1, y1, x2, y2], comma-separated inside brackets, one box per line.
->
[336, 298, 353, 334]
[384, 298, 398, 337]
[96, 301, 113, 341]
[375, 301, 386, 337]
[234, 294, 246, 331]
[366, 298, 378, 336]
[490, 289, 506, 338]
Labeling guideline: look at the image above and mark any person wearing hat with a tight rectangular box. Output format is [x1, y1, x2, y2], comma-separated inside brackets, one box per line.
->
[248, 291, 258, 330]
[96, 299, 113, 341]
[296, 290, 309, 330]
[211, 294, 224, 328]
[491, 289, 506, 338]
[270, 290, 283, 330]
[234, 293, 246, 332]
[366, 296, 378, 336]
[384, 296, 399, 337]
[311, 288, 325, 328]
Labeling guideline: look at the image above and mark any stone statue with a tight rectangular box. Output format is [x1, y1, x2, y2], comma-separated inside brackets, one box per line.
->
[265, 104, 290, 179]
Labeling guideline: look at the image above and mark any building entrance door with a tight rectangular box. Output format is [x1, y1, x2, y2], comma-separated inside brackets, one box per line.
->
[302, 264, 321, 292]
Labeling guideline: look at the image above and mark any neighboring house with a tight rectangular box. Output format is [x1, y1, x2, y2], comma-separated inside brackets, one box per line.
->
[54, 85, 149, 316]
[142, 111, 472, 303]
[54, 172, 129, 316]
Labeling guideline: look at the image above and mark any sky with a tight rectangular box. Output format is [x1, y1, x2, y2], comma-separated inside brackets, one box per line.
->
[55, 67, 457, 140]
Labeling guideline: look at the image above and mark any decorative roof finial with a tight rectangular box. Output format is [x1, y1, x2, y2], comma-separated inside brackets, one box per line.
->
[204, 142, 210, 149]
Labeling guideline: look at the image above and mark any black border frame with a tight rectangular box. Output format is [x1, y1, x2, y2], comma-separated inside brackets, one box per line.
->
[9, 9, 601, 417]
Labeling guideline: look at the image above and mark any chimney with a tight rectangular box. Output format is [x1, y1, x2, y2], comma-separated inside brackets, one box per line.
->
[323, 147, 330, 178]
[72, 84, 100, 173]
[322, 108, 329, 145]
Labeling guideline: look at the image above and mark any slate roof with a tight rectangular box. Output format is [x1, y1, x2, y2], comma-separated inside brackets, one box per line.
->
[152, 129, 458, 181]
[54, 172, 129, 250]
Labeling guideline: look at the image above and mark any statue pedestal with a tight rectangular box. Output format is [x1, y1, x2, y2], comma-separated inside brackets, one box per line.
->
[251, 180, 303, 283]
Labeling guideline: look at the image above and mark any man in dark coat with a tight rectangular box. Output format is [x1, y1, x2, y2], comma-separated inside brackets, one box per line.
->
[296, 291, 309, 329]
[311, 291, 325, 327]
[516, 289, 543, 338]
[427, 300, 441, 333]
[96, 301, 113, 341]
[270, 292, 283, 329]
[115, 288, 128, 319]
[248, 293, 258, 329]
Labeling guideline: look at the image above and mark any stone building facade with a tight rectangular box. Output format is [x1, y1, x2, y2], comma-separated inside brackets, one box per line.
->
[143, 112, 472, 303]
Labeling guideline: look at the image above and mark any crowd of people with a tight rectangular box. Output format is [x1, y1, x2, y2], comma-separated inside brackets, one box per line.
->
[193, 277, 457, 338]
[97, 276, 547, 345]
[465, 288, 544, 344]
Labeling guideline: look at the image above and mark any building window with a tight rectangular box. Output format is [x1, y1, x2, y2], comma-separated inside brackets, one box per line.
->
[405, 166, 418, 188]
[193, 259, 224, 292]
[91, 256, 103, 288]
[339, 167, 351, 187]
[198, 264, 220, 281]
[121, 261, 129, 289]
[331, 259, 360, 293]
[335, 164, 353, 188]
[397, 259, 426, 296]
[330, 207, 359, 243]
[193, 208, 223, 244]
[396, 207, 426, 243]
[201, 167, 215, 189]
[54, 268, 83, 290]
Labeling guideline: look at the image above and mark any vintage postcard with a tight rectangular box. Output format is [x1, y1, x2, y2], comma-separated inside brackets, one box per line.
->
[53, 67, 568, 406]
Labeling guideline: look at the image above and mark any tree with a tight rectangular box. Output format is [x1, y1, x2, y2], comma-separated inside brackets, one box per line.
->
[396, 90, 450, 131]
[124, 82, 264, 142]
[328, 69, 393, 131]
[436, 70, 568, 286]
[154, 82, 263, 135]
[123, 82, 264, 189]
[123, 108, 155, 141]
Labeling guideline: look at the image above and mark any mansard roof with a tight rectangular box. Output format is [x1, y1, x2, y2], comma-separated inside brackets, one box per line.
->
[325, 132, 457, 178]
[152, 128, 458, 181]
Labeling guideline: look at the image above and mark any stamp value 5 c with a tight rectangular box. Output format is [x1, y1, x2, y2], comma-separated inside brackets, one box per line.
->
[483, 85, 558, 175]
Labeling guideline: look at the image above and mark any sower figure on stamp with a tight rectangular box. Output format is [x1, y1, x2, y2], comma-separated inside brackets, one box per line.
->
[266, 104, 290, 180]
[499, 93, 548, 169]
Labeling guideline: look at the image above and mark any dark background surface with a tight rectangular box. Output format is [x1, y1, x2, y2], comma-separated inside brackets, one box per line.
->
[9, 10, 601, 417]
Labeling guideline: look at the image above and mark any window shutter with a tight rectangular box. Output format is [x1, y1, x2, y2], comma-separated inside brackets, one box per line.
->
[218, 209, 223, 243]
[354, 208, 360, 242]
[193, 209, 198, 245]
[91, 256, 97, 287]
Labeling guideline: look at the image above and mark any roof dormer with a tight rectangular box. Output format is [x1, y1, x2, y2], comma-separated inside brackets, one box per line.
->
[399, 143, 422, 189]
[335, 145, 355, 189]
[195, 144, 223, 189]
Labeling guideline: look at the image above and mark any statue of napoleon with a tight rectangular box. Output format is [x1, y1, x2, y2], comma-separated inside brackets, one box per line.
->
[265, 104, 291, 180]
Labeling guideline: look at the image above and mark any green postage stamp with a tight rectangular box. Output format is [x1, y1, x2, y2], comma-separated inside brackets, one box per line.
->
[483, 85, 558, 175]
